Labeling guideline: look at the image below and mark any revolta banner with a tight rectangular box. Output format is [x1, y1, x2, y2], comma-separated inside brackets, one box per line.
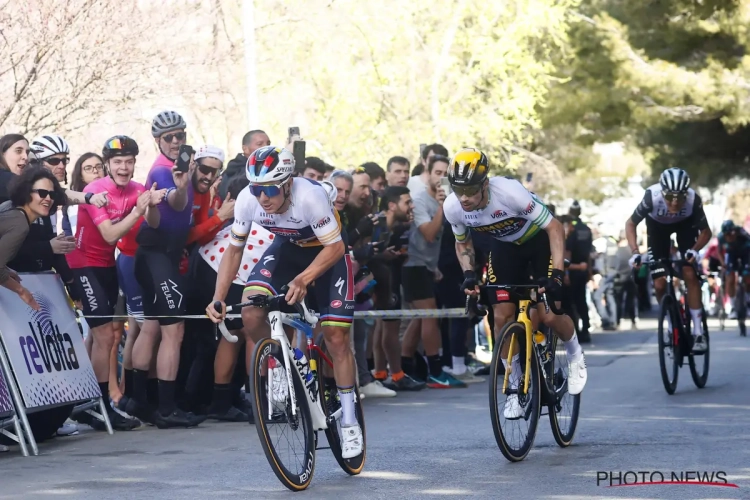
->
[0, 273, 100, 410]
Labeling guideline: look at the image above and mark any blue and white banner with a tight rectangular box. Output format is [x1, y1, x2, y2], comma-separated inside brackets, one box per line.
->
[0, 273, 100, 410]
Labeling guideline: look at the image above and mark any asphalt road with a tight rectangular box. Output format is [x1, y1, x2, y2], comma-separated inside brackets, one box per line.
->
[2, 318, 750, 500]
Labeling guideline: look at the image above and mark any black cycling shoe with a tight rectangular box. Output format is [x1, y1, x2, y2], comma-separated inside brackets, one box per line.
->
[119, 396, 156, 426]
[154, 408, 206, 429]
[89, 409, 141, 431]
[208, 405, 252, 423]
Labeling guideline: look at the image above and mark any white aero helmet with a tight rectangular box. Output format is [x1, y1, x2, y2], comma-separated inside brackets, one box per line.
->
[659, 168, 690, 193]
[320, 180, 337, 206]
[151, 110, 187, 137]
[194, 145, 225, 164]
[246, 146, 295, 183]
[30, 134, 70, 159]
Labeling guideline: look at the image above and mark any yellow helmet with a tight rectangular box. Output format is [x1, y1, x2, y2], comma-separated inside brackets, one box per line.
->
[448, 148, 489, 186]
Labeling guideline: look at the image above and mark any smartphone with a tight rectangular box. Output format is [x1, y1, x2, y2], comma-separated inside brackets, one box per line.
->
[288, 126, 300, 144]
[526, 172, 533, 183]
[293, 140, 306, 171]
[440, 177, 452, 195]
[176, 144, 194, 172]
[419, 143, 427, 157]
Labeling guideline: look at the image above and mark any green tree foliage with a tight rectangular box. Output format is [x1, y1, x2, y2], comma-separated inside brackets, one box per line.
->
[539, 0, 750, 187]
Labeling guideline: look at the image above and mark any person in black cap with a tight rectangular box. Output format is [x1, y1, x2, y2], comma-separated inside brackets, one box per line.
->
[565, 200, 593, 343]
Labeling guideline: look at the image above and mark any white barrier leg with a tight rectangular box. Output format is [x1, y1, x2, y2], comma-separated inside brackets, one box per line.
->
[0, 342, 38, 456]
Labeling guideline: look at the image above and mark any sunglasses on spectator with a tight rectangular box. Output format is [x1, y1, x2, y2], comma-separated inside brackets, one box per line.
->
[197, 162, 221, 176]
[452, 184, 483, 197]
[249, 178, 290, 197]
[663, 191, 687, 202]
[32, 189, 59, 201]
[44, 157, 70, 166]
[162, 132, 186, 143]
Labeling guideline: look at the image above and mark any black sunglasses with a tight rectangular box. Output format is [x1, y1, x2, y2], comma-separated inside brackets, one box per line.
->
[162, 132, 186, 143]
[663, 191, 687, 202]
[32, 188, 59, 201]
[197, 162, 221, 176]
[44, 157, 70, 166]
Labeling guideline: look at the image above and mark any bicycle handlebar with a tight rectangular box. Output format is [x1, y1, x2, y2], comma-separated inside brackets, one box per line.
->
[212, 286, 319, 343]
[465, 283, 565, 319]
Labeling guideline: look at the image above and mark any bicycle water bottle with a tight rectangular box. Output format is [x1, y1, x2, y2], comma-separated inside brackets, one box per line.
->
[293, 347, 314, 385]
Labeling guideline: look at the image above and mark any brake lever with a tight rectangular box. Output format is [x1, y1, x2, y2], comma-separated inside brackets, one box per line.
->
[212, 301, 239, 343]
[465, 295, 487, 322]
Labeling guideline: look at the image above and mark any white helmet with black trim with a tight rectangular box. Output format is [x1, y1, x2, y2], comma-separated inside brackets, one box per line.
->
[659, 168, 690, 193]
[246, 146, 295, 183]
[194, 145, 225, 164]
[151, 110, 187, 137]
[30, 134, 69, 159]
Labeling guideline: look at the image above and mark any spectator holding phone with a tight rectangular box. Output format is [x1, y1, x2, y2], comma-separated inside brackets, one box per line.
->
[408, 143, 449, 196]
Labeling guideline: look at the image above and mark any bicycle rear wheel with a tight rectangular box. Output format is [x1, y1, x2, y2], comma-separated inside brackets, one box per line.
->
[657, 295, 680, 395]
[546, 332, 580, 447]
[314, 336, 366, 475]
[689, 308, 710, 388]
[250, 338, 316, 492]
[489, 322, 541, 462]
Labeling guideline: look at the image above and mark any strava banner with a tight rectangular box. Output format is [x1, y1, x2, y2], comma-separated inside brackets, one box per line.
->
[0, 273, 100, 410]
[0, 365, 13, 415]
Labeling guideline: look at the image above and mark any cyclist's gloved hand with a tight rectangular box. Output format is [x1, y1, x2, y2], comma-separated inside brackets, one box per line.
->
[460, 270, 479, 296]
[539, 268, 564, 302]
[352, 243, 374, 262]
[685, 249, 699, 262]
[628, 253, 642, 268]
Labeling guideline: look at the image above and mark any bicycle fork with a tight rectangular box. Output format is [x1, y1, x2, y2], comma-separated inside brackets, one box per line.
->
[269, 312, 329, 430]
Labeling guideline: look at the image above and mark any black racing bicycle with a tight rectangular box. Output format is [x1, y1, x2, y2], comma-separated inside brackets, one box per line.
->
[646, 258, 709, 395]
[468, 284, 580, 462]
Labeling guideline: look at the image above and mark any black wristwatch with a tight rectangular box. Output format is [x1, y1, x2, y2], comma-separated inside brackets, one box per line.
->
[84, 192, 93, 205]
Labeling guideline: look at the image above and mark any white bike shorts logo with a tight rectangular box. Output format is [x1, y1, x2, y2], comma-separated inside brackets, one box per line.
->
[79, 276, 98, 311]
[159, 280, 183, 310]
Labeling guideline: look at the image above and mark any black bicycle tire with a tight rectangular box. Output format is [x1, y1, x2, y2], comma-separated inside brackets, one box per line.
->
[658, 295, 680, 395]
[314, 336, 367, 476]
[250, 338, 316, 492]
[689, 308, 710, 388]
[547, 333, 581, 447]
[489, 321, 541, 462]
[737, 284, 747, 336]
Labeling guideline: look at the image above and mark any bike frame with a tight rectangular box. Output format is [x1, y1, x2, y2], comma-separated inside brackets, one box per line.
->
[502, 298, 535, 396]
[267, 310, 339, 432]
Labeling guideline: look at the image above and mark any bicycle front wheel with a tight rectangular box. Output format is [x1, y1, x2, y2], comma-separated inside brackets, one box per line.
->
[657, 295, 679, 395]
[314, 335, 367, 475]
[547, 332, 580, 447]
[689, 308, 710, 388]
[737, 284, 747, 337]
[489, 321, 541, 462]
[250, 338, 316, 492]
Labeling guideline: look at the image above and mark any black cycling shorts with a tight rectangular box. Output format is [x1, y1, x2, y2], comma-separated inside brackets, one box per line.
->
[725, 252, 750, 276]
[245, 239, 355, 328]
[402, 266, 436, 302]
[645, 217, 697, 279]
[70, 266, 119, 329]
[708, 256, 721, 273]
[486, 230, 552, 305]
[134, 247, 187, 326]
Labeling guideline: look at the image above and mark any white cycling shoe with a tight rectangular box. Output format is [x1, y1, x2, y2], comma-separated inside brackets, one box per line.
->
[568, 353, 588, 396]
[341, 424, 363, 459]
